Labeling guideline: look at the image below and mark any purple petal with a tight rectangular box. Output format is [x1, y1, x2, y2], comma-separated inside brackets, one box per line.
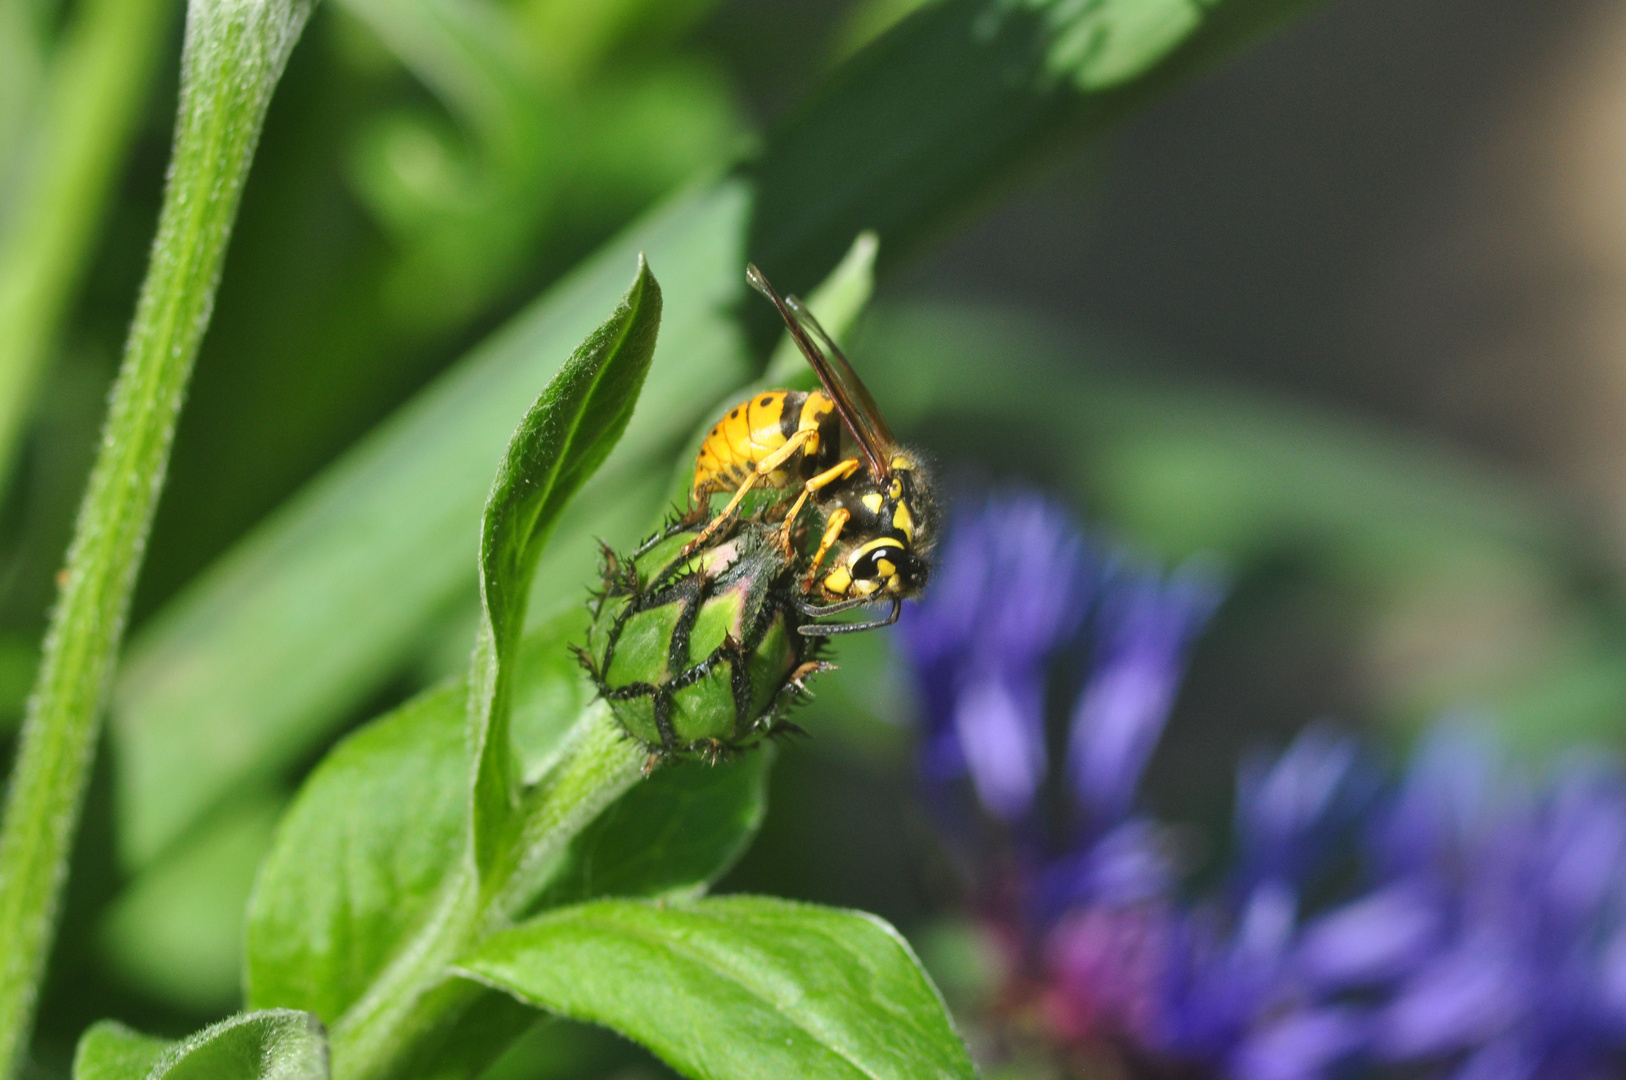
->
[1532, 756, 1626, 925]
[1235, 723, 1369, 888]
[1374, 937, 1525, 1059]
[1235, 880, 1299, 966]
[895, 491, 1092, 816]
[1038, 818, 1177, 912]
[1297, 882, 1442, 989]
[1229, 1007, 1368, 1080]
[1068, 558, 1223, 820]
[1450, 1039, 1539, 1080]
[954, 676, 1047, 820]
[1369, 718, 1504, 877]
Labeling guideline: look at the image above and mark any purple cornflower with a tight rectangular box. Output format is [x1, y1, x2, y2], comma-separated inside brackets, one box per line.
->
[898, 492, 1092, 820]
[896, 492, 1221, 834]
[1156, 725, 1376, 1078]
[895, 491, 1223, 1053]
[1353, 726, 1626, 1077]
[897, 492, 1626, 1080]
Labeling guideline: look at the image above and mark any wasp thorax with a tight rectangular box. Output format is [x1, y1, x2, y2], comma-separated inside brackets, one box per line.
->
[578, 521, 827, 763]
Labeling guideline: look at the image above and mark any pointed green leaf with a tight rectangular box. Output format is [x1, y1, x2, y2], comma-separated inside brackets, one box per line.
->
[72, 1022, 170, 1080]
[150, 1011, 326, 1080]
[460, 897, 975, 1080]
[531, 754, 770, 911]
[470, 256, 661, 882]
[246, 681, 469, 1022]
[76, 1012, 327, 1080]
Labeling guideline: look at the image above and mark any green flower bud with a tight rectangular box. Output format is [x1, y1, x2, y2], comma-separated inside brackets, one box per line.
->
[578, 522, 827, 762]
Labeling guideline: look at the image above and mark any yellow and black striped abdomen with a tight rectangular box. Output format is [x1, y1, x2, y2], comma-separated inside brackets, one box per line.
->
[693, 390, 837, 499]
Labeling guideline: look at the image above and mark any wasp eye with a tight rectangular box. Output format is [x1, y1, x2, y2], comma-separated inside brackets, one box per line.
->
[851, 542, 906, 582]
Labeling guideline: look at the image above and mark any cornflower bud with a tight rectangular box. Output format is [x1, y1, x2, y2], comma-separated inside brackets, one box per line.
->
[578, 520, 828, 764]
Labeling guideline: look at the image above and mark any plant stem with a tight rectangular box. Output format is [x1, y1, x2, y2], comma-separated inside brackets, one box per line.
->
[492, 704, 646, 920]
[331, 704, 644, 1080]
[0, 0, 177, 492]
[0, 0, 312, 1073]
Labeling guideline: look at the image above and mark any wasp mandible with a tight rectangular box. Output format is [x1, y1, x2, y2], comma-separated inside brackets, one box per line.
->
[682, 264, 936, 633]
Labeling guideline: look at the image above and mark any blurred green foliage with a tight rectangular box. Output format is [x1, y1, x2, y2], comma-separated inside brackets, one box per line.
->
[8, 0, 1626, 1076]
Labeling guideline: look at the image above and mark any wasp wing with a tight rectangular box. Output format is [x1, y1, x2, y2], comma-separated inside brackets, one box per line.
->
[745, 263, 893, 478]
[785, 293, 898, 463]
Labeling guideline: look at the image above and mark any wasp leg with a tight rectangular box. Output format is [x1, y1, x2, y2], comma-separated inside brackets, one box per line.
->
[683, 426, 818, 556]
[793, 594, 875, 617]
[796, 598, 901, 636]
[777, 457, 861, 555]
[800, 508, 851, 592]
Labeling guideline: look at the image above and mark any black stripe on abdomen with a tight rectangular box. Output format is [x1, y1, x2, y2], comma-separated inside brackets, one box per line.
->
[778, 391, 805, 445]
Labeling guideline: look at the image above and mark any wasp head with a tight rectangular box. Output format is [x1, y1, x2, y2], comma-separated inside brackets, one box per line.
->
[820, 452, 935, 601]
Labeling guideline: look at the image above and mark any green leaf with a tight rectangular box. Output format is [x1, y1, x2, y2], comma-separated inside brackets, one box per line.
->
[242, 667, 530, 1080]
[0, 0, 315, 1070]
[73, 1013, 327, 1080]
[470, 255, 660, 881]
[460, 896, 975, 1080]
[532, 753, 770, 911]
[1028, 0, 1205, 91]
[244, 626, 643, 1080]
[246, 680, 469, 1022]
[315, 706, 643, 1080]
[72, 1022, 170, 1080]
[239, 605, 589, 1022]
[161, 1012, 326, 1080]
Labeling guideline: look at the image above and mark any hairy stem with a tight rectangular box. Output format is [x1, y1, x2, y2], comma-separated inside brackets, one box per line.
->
[0, 0, 313, 1073]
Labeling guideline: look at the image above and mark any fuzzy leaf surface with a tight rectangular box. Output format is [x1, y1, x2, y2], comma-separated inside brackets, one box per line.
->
[470, 256, 660, 880]
[245, 682, 469, 1022]
[531, 754, 770, 911]
[461, 896, 975, 1080]
[75, 1012, 327, 1080]
[72, 1022, 169, 1080]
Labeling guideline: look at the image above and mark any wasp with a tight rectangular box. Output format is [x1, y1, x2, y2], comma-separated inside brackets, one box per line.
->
[682, 264, 935, 634]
